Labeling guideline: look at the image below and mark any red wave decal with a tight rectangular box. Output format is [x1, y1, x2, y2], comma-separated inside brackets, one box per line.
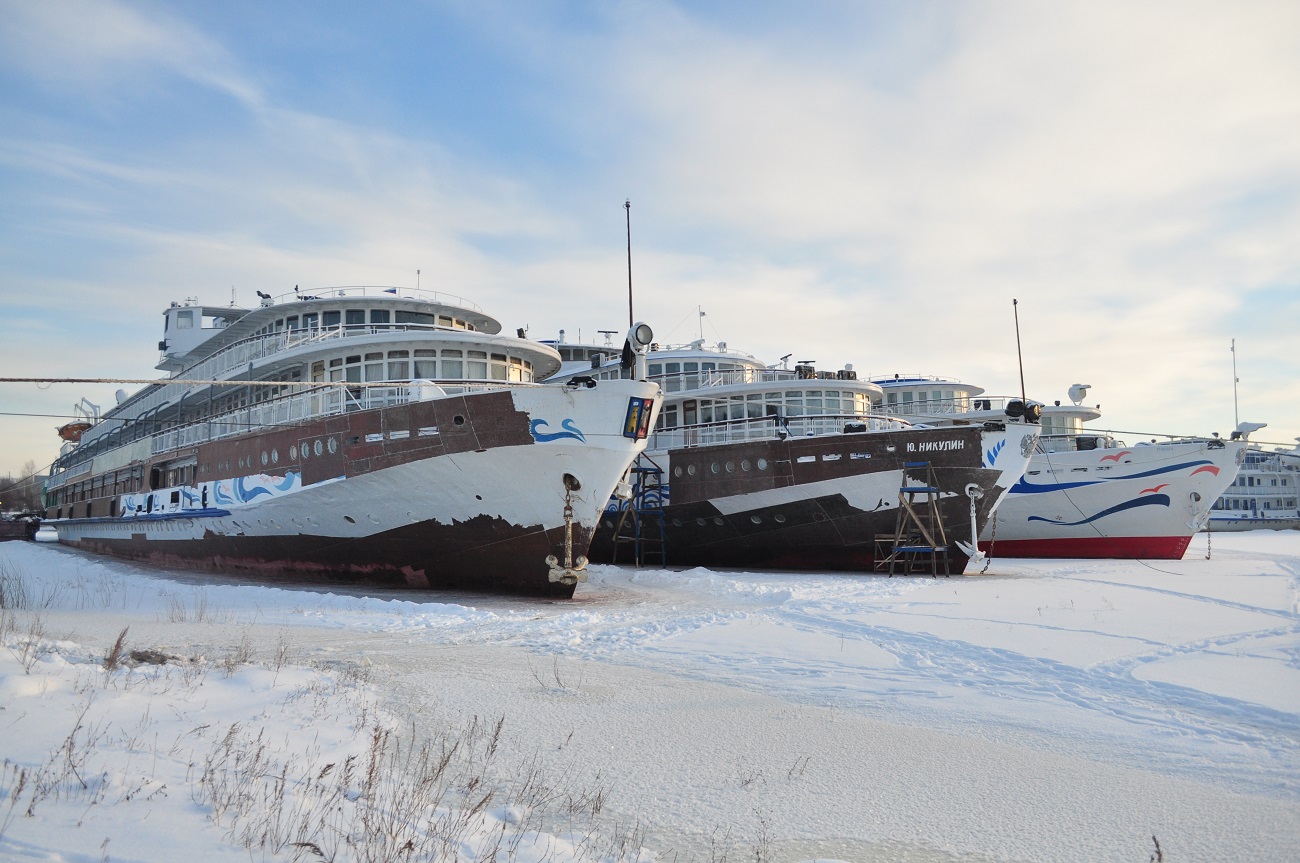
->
[1140, 483, 1170, 495]
[1100, 450, 1132, 463]
[1190, 465, 1221, 477]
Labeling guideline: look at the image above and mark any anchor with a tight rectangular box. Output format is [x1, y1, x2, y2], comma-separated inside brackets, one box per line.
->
[955, 483, 988, 571]
[547, 476, 588, 584]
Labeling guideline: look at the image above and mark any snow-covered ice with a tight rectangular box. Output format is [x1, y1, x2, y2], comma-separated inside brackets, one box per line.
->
[1, 531, 1297, 862]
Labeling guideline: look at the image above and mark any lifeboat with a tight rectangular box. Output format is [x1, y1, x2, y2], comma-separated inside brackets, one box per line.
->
[57, 421, 92, 442]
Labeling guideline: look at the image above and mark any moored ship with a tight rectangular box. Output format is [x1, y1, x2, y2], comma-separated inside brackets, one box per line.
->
[872, 376, 1249, 558]
[544, 335, 1039, 573]
[1208, 437, 1300, 531]
[39, 289, 661, 597]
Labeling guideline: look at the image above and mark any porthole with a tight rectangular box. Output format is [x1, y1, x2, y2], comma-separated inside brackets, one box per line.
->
[306, 516, 319, 528]
[343, 515, 356, 524]
[327, 437, 338, 454]
[687, 464, 697, 476]
[475, 494, 483, 501]
[725, 462, 735, 473]
[741, 459, 751, 471]
[271, 449, 279, 465]
[314, 440, 324, 457]
[367, 514, 381, 525]
[774, 513, 786, 523]
[672, 518, 683, 527]
[757, 458, 768, 470]
[710, 463, 720, 474]
[261, 451, 269, 467]
[674, 466, 683, 477]
[300, 445, 309, 461]
[290, 445, 298, 460]
[603, 519, 615, 529]
[713, 517, 724, 526]
[291, 518, 304, 528]
[454, 415, 466, 425]
[750, 515, 762, 524]
[886, 444, 896, 453]
[695, 517, 706, 526]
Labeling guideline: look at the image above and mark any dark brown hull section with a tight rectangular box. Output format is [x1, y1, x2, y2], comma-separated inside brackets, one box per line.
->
[67, 515, 588, 598]
[594, 426, 1006, 574]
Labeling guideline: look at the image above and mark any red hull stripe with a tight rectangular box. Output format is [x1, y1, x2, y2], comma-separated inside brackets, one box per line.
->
[979, 535, 1194, 560]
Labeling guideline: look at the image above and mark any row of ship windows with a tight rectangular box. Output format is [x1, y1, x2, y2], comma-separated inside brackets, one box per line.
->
[657, 391, 873, 428]
[252, 309, 477, 336]
[312, 349, 534, 384]
[1214, 498, 1298, 509]
[1231, 476, 1291, 487]
[673, 457, 770, 477]
[883, 390, 968, 405]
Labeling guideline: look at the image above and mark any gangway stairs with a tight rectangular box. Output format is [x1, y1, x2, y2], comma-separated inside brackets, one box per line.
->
[875, 461, 951, 577]
[609, 454, 667, 567]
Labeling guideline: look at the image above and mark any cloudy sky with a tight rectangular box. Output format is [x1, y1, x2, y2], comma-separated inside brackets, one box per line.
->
[1, 0, 1298, 479]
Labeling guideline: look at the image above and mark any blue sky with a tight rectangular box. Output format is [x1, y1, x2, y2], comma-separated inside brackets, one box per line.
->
[2, 0, 1298, 478]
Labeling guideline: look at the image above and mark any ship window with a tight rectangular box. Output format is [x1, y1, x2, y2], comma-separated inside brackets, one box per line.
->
[388, 358, 410, 380]
[303, 313, 318, 330]
[323, 310, 341, 327]
[665, 362, 681, 374]
[345, 309, 366, 326]
[490, 353, 508, 381]
[286, 315, 299, 330]
[364, 357, 384, 381]
[370, 309, 391, 326]
[441, 349, 463, 378]
[468, 350, 488, 379]
[648, 363, 662, 376]
[509, 357, 525, 382]
[396, 311, 435, 326]
[886, 393, 898, 405]
[177, 310, 194, 329]
[439, 315, 453, 327]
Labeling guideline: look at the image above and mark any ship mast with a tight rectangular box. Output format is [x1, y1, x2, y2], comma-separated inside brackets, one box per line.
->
[1231, 338, 1240, 428]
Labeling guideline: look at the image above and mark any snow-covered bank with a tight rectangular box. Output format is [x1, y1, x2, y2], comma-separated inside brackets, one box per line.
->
[1, 533, 1298, 861]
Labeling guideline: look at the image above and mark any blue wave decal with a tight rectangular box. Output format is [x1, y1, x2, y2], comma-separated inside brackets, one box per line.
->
[1010, 476, 1103, 495]
[274, 471, 298, 492]
[1010, 459, 1216, 495]
[212, 483, 235, 505]
[530, 418, 587, 443]
[235, 477, 275, 501]
[1027, 494, 1170, 526]
[984, 439, 1005, 469]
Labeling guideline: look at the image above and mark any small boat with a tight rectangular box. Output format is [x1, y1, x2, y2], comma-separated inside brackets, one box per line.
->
[39, 289, 661, 596]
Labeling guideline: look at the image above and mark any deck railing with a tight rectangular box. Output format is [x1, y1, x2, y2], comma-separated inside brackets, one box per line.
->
[148, 380, 536, 455]
[648, 413, 909, 451]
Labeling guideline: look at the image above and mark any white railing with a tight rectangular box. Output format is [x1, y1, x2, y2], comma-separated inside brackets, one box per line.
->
[649, 414, 908, 451]
[262, 285, 484, 312]
[179, 322, 458, 384]
[147, 380, 538, 455]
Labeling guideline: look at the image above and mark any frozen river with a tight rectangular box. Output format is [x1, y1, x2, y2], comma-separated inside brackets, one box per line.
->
[2, 531, 1298, 861]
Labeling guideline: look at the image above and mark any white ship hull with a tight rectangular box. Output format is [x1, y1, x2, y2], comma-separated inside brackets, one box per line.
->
[980, 438, 1247, 558]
